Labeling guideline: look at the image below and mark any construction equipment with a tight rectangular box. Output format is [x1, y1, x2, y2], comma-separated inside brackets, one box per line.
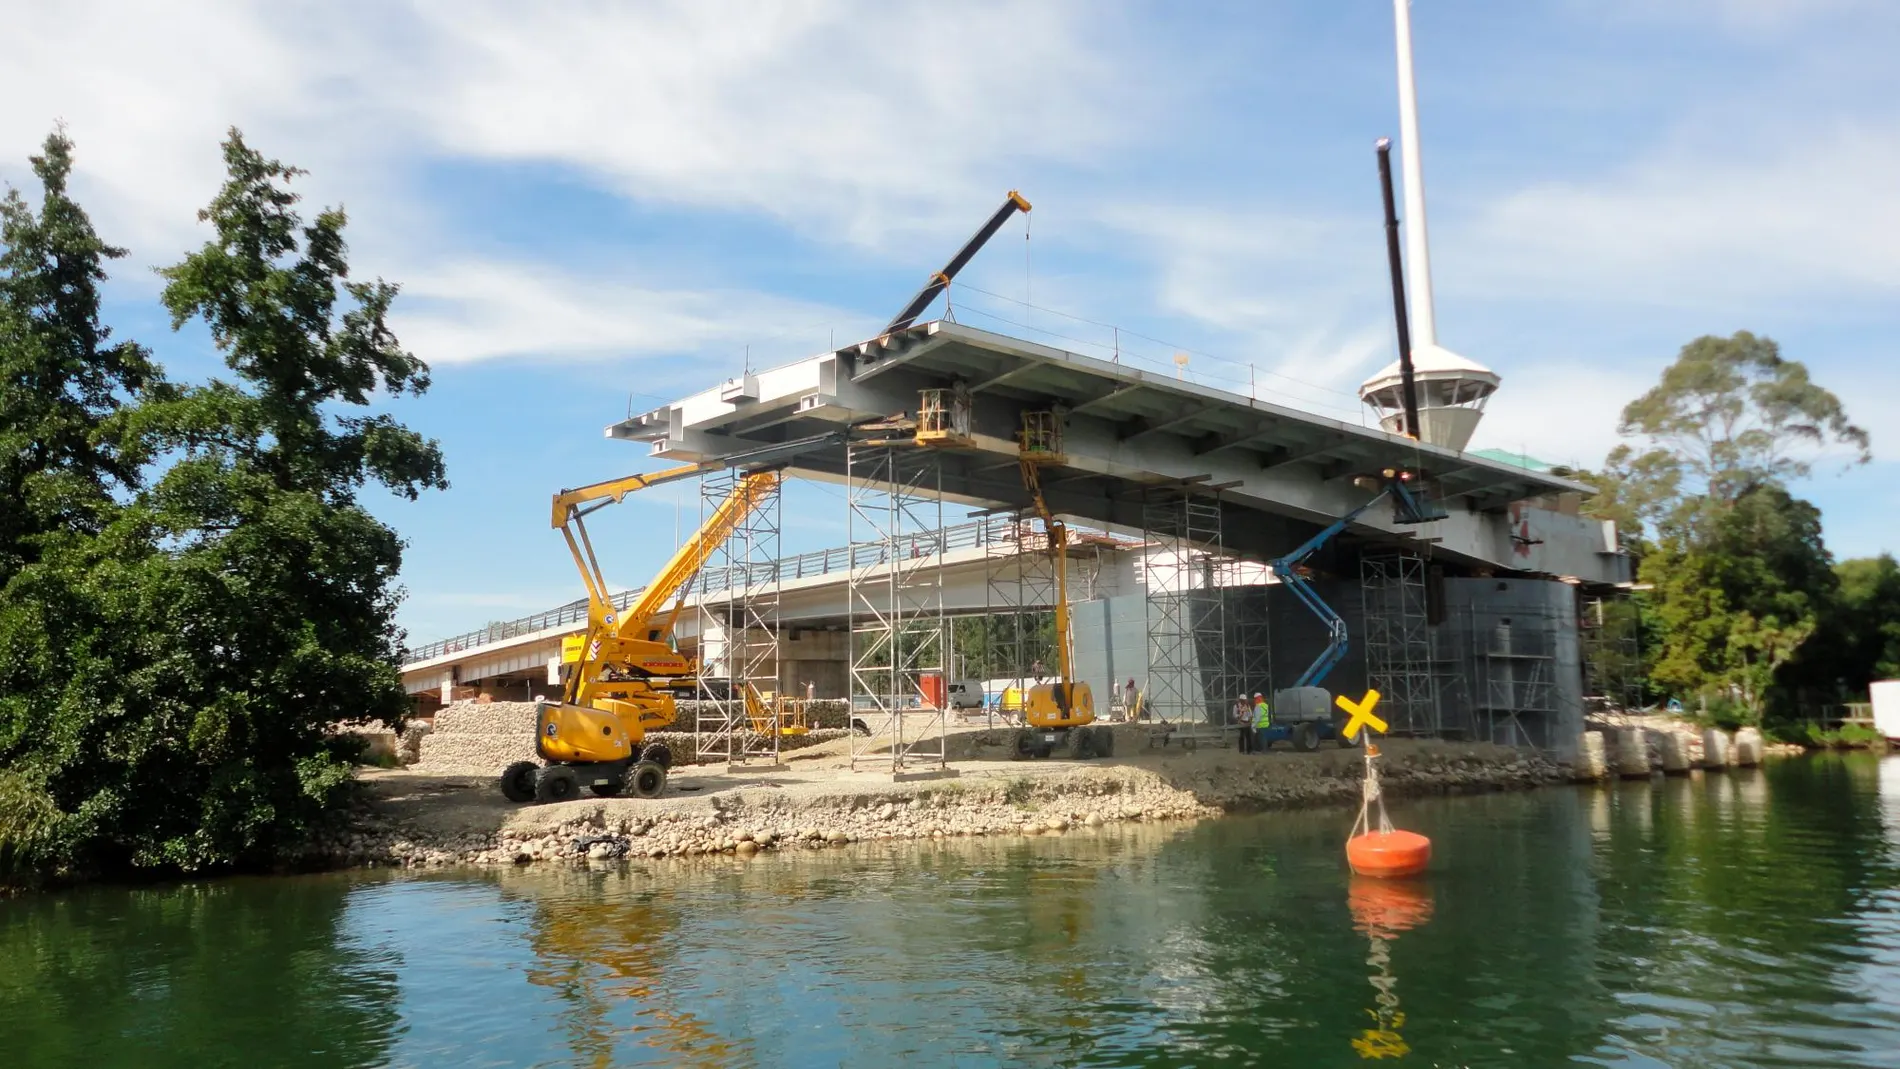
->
[1262, 470, 1444, 752]
[497, 459, 780, 804]
[1011, 410, 1115, 760]
[882, 190, 1031, 335]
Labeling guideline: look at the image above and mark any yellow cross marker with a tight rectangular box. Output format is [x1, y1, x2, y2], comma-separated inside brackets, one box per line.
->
[1336, 689, 1387, 741]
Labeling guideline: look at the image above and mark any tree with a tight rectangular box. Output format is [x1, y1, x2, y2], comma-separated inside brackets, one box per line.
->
[0, 129, 156, 577]
[1641, 486, 1835, 722]
[1787, 554, 1900, 700]
[0, 130, 160, 880]
[1, 129, 447, 883]
[1606, 331, 1869, 540]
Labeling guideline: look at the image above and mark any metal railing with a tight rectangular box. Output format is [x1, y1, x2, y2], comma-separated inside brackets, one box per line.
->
[402, 515, 1028, 664]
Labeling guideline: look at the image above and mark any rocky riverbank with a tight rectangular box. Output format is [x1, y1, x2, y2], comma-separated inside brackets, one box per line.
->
[306, 734, 1572, 870]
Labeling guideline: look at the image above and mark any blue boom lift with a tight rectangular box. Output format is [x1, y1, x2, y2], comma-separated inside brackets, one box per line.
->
[1255, 471, 1445, 751]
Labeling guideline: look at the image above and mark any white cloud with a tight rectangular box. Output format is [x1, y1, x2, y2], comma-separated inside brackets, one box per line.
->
[1467, 362, 1652, 471]
[393, 258, 867, 365]
[405, 0, 1146, 249]
[1447, 122, 1900, 308]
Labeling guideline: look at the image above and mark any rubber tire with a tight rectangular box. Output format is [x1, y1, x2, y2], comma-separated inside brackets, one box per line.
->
[630, 760, 667, 799]
[851, 719, 872, 737]
[1014, 729, 1039, 760]
[1065, 727, 1093, 760]
[1092, 725, 1115, 759]
[589, 777, 624, 798]
[535, 765, 581, 803]
[640, 742, 674, 769]
[499, 761, 539, 803]
[1035, 744, 1055, 760]
[1335, 719, 1363, 749]
[1292, 722, 1320, 753]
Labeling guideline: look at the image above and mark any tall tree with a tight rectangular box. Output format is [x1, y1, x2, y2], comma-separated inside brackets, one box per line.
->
[0, 129, 156, 574]
[0, 131, 158, 880]
[1606, 331, 1869, 540]
[2, 129, 447, 882]
[1642, 485, 1835, 721]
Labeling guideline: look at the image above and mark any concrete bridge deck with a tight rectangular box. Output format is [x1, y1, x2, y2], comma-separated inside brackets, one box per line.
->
[614, 321, 1627, 584]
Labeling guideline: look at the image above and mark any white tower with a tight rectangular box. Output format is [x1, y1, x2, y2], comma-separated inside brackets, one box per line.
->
[1359, 0, 1500, 453]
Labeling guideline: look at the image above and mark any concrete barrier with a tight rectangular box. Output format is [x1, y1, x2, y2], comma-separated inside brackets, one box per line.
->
[1615, 728, 1652, 778]
[1733, 727, 1764, 767]
[1701, 728, 1731, 770]
[1575, 731, 1609, 781]
[1659, 731, 1694, 774]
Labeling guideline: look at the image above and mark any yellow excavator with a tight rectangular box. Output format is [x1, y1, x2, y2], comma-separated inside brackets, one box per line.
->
[498, 458, 782, 804]
[1012, 411, 1114, 761]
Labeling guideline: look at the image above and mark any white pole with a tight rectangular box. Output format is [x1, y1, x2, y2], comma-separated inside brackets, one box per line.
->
[1393, 0, 1437, 347]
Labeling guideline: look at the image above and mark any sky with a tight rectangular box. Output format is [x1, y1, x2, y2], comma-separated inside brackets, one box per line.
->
[4, 0, 1896, 647]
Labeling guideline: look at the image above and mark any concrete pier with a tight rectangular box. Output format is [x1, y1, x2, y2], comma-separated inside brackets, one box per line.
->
[1615, 728, 1652, 778]
[1575, 731, 1610, 781]
[1659, 731, 1694, 774]
[1733, 727, 1764, 767]
[1702, 728, 1731, 770]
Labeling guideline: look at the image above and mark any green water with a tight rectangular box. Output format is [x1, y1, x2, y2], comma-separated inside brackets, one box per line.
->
[6, 758, 1900, 1068]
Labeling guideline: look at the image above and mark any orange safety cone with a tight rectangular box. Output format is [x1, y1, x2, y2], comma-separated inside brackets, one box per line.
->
[1346, 743, 1432, 878]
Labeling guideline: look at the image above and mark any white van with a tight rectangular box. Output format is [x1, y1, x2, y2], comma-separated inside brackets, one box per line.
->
[946, 679, 986, 710]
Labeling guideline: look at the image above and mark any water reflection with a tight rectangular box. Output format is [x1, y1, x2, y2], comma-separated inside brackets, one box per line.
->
[6, 759, 1900, 1068]
[1346, 878, 1432, 1060]
[0, 874, 400, 1068]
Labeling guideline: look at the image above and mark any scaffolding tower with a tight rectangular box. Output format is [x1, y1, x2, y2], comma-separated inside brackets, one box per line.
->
[1451, 602, 1564, 751]
[1141, 489, 1227, 724]
[1579, 592, 1644, 714]
[981, 510, 1056, 727]
[1359, 553, 1442, 736]
[845, 440, 950, 775]
[694, 468, 784, 768]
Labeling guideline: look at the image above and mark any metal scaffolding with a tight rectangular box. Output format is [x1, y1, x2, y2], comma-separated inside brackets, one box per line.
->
[845, 440, 950, 775]
[1359, 553, 1442, 736]
[1222, 575, 1273, 704]
[694, 468, 784, 768]
[1579, 592, 1644, 713]
[1141, 489, 1226, 724]
[981, 510, 1055, 727]
[1445, 602, 1566, 751]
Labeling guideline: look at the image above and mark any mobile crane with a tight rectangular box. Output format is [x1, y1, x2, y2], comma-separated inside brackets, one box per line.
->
[1011, 411, 1114, 761]
[498, 456, 785, 804]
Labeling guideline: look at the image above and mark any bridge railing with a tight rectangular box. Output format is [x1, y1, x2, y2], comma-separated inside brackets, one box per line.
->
[402, 515, 1027, 663]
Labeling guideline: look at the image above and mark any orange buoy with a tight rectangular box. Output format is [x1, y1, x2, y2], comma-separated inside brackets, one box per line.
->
[1346, 829, 1432, 878]
[1345, 742, 1433, 878]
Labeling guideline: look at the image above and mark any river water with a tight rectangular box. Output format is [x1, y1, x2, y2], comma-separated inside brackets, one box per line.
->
[6, 756, 1900, 1068]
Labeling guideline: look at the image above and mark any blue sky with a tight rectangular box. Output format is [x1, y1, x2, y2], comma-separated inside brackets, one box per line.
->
[5, 0, 1896, 646]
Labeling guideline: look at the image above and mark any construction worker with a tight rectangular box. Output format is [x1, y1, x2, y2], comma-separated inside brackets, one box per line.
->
[1252, 692, 1272, 754]
[1233, 694, 1254, 753]
[1124, 678, 1140, 720]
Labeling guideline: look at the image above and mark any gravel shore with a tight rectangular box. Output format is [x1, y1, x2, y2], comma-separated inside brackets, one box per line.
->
[309, 731, 1571, 870]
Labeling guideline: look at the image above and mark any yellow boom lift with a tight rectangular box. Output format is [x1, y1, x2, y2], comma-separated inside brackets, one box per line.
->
[498, 454, 788, 804]
[1011, 411, 1115, 761]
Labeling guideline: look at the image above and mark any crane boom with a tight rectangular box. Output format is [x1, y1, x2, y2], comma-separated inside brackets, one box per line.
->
[883, 191, 1031, 335]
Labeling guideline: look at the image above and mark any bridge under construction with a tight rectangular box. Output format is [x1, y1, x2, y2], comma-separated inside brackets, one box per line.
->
[407, 318, 1634, 766]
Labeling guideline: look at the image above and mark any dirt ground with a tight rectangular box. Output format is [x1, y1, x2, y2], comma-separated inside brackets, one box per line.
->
[357, 722, 1542, 844]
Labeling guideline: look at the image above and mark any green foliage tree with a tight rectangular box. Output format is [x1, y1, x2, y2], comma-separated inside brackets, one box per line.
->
[1603, 331, 1869, 540]
[0, 131, 162, 880]
[0, 130, 156, 576]
[1641, 485, 1834, 722]
[1582, 332, 1872, 723]
[0, 129, 446, 884]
